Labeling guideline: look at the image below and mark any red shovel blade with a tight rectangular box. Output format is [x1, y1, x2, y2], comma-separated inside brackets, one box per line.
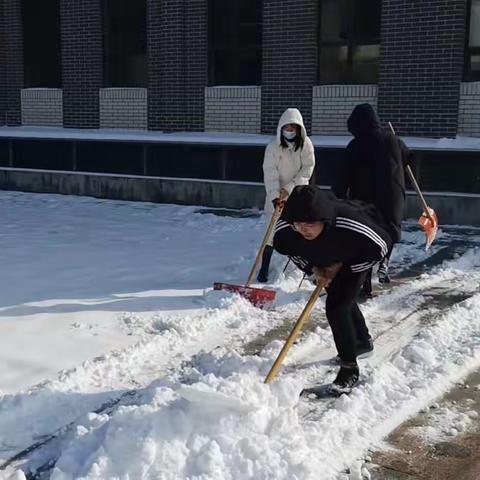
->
[213, 282, 276, 307]
[418, 207, 438, 249]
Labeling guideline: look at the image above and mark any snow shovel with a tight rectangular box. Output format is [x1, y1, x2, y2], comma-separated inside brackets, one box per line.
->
[388, 122, 438, 249]
[213, 205, 281, 307]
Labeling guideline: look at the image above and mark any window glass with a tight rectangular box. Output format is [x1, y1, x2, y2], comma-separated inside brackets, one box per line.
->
[23, 0, 61, 87]
[470, 0, 480, 47]
[104, 0, 147, 87]
[319, 0, 380, 84]
[209, 0, 262, 85]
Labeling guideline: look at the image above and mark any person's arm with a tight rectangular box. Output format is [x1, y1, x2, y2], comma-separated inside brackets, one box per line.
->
[272, 219, 313, 275]
[335, 218, 392, 272]
[283, 138, 315, 194]
[263, 143, 281, 202]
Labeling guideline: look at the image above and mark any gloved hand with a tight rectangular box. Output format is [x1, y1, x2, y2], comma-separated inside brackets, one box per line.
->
[272, 198, 286, 209]
[272, 188, 289, 209]
[312, 262, 343, 287]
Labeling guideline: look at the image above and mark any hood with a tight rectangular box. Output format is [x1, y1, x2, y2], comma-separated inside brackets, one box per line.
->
[282, 185, 335, 225]
[347, 103, 382, 138]
[276, 108, 307, 145]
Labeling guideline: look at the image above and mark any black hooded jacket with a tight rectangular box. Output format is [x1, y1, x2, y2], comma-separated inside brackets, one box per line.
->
[333, 103, 409, 243]
[273, 186, 393, 275]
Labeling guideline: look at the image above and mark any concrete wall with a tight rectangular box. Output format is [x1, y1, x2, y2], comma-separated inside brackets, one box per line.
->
[21, 88, 63, 126]
[205, 86, 261, 133]
[0, 167, 478, 226]
[0, 168, 265, 209]
[312, 85, 378, 135]
[405, 193, 480, 228]
[458, 82, 480, 137]
[99, 88, 147, 130]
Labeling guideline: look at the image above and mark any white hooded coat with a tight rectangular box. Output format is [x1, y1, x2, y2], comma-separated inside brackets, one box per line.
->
[263, 108, 316, 214]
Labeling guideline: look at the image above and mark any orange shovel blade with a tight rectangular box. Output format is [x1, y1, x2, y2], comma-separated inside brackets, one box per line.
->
[213, 282, 276, 307]
[418, 208, 438, 249]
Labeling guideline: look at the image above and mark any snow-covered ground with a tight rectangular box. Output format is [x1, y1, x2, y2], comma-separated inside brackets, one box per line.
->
[0, 191, 479, 480]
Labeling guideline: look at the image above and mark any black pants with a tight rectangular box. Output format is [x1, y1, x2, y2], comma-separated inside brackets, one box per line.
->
[326, 267, 370, 364]
[362, 244, 394, 294]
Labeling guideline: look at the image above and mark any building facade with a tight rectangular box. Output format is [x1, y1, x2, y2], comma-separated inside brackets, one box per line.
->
[1, 0, 479, 138]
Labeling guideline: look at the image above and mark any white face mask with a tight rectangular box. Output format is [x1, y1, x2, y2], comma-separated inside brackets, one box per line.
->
[282, 129, 297, 141]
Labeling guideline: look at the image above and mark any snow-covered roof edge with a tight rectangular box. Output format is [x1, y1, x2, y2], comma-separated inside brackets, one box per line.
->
[1, 126, 480, 152]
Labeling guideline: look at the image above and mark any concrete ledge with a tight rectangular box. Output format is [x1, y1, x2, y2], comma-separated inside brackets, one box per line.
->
[406, 192, 480, 228]
[0, 168, 265, 209]
[0, 168, 479, 226]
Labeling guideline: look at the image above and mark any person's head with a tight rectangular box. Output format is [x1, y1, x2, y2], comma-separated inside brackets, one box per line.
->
[347, 103, 381, 138]
[293, 221, 324, 240]
[281, 123, 300, 141]
[277, 108, 306, 151]
[282, 185, 335, 240]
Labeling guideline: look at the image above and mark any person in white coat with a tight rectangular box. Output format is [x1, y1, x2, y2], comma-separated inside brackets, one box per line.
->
[257, 107, 316, 282]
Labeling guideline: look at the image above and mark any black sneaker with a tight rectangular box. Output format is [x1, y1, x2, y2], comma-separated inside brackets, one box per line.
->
[356, 338, 374, 359]
[257, 270, 268, 283]
[330, 365, 359, 395]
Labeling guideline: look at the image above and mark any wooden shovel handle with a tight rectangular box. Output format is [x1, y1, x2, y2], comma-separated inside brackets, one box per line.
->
[246, 205, 282, 287]
[264, 280, 326, 384]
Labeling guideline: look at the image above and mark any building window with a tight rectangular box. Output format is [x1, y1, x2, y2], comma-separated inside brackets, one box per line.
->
[23, 0, 61, 87]
[466, 0, 480, 81]
[209, 0, 262, 85]
[318, 0, 380, 84]
[104, 0, 147, 87]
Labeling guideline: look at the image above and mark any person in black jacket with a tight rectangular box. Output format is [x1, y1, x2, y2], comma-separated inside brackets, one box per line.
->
[333, 103, 412, 296]
[273, 185, 392, 394]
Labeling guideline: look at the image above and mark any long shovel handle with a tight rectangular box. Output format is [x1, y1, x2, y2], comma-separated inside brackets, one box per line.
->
[387, 122, 435, 225]
[246, 206, 281, 286]
[264, 281, 325, 384]
[405, 165, 435, 224]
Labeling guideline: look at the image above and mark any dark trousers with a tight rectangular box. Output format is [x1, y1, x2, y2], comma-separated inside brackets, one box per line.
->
[326, 267, 370, 364]
[362, 244, 394, 294]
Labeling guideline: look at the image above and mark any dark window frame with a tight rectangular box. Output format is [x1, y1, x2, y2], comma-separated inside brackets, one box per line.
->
[208, 0, 263, 86]
[317, 0, 380, 85]
[103, 0, 147, 88]
[465, 0, 480, 81]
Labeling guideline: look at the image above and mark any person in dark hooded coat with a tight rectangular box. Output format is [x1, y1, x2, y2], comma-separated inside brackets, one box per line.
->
[273, 185, 392, 394]
[333, 103, 412, 296]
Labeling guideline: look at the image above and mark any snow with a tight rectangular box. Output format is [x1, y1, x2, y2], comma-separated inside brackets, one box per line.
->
[412, 403, 476, 443]
[0, 191, 480, 479]
[2, 126, 480, 151]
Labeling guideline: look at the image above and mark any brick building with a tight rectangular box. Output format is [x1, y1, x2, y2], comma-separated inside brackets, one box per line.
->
[0, 0, 479, 139]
